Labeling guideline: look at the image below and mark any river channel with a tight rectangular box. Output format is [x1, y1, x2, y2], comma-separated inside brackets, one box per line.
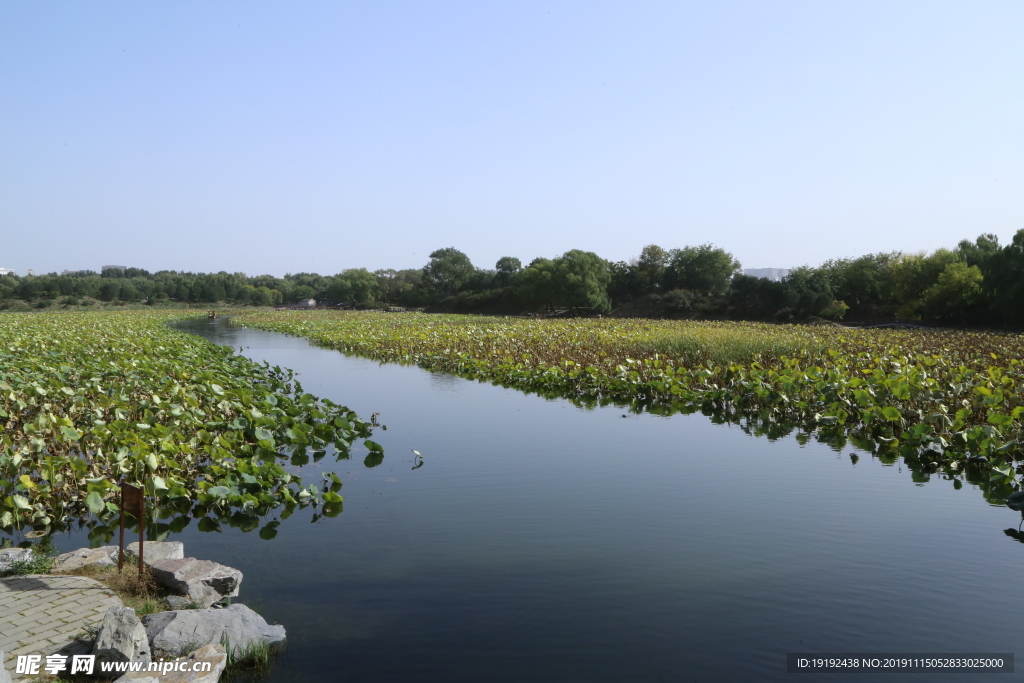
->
[42, 318, 1024, 681]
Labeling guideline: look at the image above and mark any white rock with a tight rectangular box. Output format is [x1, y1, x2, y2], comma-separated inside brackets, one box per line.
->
[112, 644, 226, 683]
[144, 604, 285, 656]
[149, 558, 242, 608]
[51, 546, 117, 572]
[0, 548, 32, 571]
[93, 606, 152, 676]
[1, 649, 12, 683]
[126, 541, 184, 566]
[165, 595, 195, 610]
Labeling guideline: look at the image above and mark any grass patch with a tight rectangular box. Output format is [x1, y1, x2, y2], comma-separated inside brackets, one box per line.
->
[74, 621, 101, 643]
[0, 551, 55, 577]
[177, 640, 206, 658]
[220, 634, 277, 681]
[59, 559, 169, 614]
[645, 324, 821, 365]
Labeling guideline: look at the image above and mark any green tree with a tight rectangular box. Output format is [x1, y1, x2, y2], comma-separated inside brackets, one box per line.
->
[781, 267, 835, 318]
[987, 229, 1024, 327]
[634, 244, 669, 294]
[607, 260, 641, 302]
[326, 268, 379, 305]
[818, 252, 900, 318]
[423, 248, 475, 296]
[664, 244, 740, 294]
[728, 274, 789, 320]
[97, 279, 121, 301]
[552, 250, 611, 312]
[391, 269, 427, 306]
[495, 257, 522, 287]
[374, 269, 399, 302]
[921, 262, 983, 323]
[957, 233, 1001, 269]
[891, 249, 959, 317]
[517, 258, 558, 311]
[254, 286, 282, 306]
[0, 274, 17, 300]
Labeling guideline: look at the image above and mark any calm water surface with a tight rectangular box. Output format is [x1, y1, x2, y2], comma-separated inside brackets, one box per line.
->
[43, 319, 1024, 681]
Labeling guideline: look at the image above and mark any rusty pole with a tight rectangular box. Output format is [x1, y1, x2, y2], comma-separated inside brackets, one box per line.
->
[119, 482, 145, 576]
[118, 493, 125, 573]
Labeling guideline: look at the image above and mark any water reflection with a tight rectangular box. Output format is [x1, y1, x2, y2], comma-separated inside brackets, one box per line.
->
[12, 317, 1022, 683]
[428, 371, 463, 392]
[392, 346, 1024, 517]
[193, 317, 1024, 535]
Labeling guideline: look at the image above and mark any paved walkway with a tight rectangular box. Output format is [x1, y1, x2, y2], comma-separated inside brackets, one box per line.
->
[1, 574, 122, 678]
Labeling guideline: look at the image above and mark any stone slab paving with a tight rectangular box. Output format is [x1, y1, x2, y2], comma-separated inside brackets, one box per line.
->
[0, 575, 122, 679]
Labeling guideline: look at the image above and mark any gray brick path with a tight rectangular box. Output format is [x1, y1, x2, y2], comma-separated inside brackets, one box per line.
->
[0, 574, 122, 679]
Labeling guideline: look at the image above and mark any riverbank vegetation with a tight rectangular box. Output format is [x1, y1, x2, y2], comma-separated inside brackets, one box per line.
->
[0, 311, 377, 539]
[3, 228, 1023, 327]
[235, 311, 1024, 501]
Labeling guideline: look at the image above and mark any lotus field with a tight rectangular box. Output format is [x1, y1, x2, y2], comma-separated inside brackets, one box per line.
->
[236, 311, 1024, 500]
[0, 311, 376, 539]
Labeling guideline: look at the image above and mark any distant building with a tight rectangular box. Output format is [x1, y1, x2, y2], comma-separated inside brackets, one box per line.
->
[296, 298, 316, 308]
[62, 269, 86, 276]
[743, 268, 789, 282]
[102, 265, 127, 272]
[0, 267, 16, 276]
[26, 269, 35, 276]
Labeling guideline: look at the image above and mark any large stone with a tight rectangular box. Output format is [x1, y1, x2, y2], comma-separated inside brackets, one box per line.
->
[149, 558, 242, 608]
[0, 548, 32, 571]
[165, 595, 195, 610]
[112, 644, 226, 683]
[93, 606, 152, 676]
[126, 541, 184, 566]
[144, 604, 285, 656]
[51, 546, 117, 572]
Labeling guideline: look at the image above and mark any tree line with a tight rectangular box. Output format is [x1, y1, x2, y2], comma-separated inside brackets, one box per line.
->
[2, 228, 1022, 327]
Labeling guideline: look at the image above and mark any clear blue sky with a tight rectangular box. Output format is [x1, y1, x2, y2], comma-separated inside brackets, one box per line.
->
[2, 1, 1022, 277]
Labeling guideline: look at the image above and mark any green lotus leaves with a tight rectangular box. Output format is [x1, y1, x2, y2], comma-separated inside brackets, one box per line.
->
[0, 311, 379, 536]
[85, 491, 105, 514]
[60, 426, 81, 441]
[235, 310, 1024, 498]
[881, 407, 902, 421]
[989, 413, 1014, 427]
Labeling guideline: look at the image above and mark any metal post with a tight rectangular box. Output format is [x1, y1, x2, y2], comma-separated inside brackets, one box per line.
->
[138, 499, 144, 577]
[118, 495, 125, 573]
[120, 482, 145, 576]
